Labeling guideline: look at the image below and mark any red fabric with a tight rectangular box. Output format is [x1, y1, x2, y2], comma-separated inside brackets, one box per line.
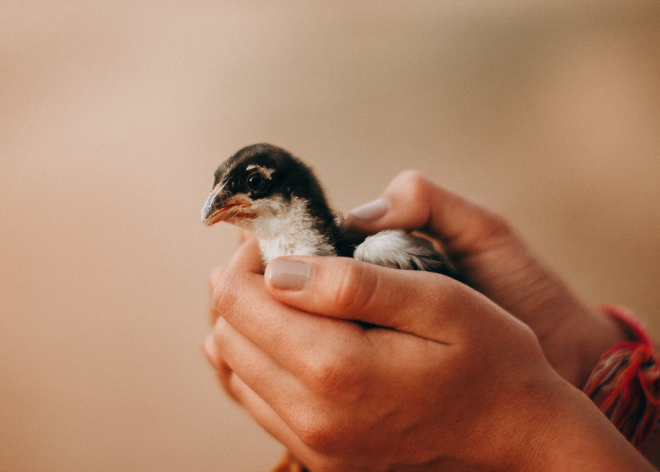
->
[583, 305, 660, 450]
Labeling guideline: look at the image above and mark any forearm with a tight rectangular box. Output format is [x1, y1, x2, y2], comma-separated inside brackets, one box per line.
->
[531, 382, 655, 472]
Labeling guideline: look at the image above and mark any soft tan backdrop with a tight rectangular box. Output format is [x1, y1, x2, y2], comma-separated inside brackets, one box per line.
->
[1, 2, 659, 471]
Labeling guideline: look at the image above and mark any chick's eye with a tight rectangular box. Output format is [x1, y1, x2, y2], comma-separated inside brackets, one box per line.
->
[246, 172, 266, 191]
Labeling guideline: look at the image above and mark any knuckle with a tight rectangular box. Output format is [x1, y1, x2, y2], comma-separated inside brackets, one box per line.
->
[208, 268, 227, 325]
[473, 209, 515, 248]
[212, 319, 229, 348]
[397, 170, 433, 201]
[208, 266, 225, 291]
[334, 260, 373, 314]
[303, 350, 358, 396]
[211, 274, 239, 316]
[290, 408, 341, 453]
[208, 299, 219, 326]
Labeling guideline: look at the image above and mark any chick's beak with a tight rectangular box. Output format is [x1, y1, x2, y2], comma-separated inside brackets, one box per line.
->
[201, 185, 223, 225]
[201, 184, 251, 226]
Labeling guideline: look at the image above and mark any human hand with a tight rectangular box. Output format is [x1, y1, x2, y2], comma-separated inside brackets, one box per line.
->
[346, 171, 627, 387]
[204, 237, 638, 472]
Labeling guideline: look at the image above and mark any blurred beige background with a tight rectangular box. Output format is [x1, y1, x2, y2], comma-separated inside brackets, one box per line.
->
[1, 1, 659, 471]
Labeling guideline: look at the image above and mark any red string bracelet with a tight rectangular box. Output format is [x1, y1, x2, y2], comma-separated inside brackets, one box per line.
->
[582, 305, 660, 451]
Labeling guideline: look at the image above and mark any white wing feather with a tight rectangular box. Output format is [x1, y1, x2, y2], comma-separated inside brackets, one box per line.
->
[353, 229, 447, 272]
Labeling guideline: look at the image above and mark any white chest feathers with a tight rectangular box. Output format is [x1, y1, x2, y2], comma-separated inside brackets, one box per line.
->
[244, 196, 337, 264]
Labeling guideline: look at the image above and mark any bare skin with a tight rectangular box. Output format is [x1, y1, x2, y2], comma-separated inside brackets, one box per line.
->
[205, 171, 656, 472]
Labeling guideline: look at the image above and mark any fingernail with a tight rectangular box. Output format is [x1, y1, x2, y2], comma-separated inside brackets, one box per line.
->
[267, 260, 311, 290]
[349, 198, 389, 222]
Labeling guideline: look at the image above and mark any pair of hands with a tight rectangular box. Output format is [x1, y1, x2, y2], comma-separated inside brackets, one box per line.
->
[204, 171, 636, 472]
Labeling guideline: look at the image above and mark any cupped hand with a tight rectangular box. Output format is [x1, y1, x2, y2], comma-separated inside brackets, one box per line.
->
[204, 237, 590, 472]
[345, 171, 626, 386]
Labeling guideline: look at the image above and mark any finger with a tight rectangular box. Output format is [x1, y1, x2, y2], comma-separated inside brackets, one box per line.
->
[208, 267, 225, 294]
[228, 373, 315, 464]
[208, 267, 226, 326]
[204, 333, 235, 380]
[264, 255, 487, 342]
[214, 316, 311, 417]
[204, 333, 221, 369]
[208, 236, 263, 327]
[209, 231, 263, 326]
[203, 333, 240, 403]
[346, 170, 517, 257]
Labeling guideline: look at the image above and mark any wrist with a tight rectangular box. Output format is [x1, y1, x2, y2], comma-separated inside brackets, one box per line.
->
[543, 302, 629, 387]
[572, 305, 632, 386]
[500, 375, 655, 472]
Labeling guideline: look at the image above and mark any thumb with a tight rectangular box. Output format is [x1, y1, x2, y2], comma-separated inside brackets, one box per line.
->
[263, 255, 482, 343]
[346, 170, 517, 259]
